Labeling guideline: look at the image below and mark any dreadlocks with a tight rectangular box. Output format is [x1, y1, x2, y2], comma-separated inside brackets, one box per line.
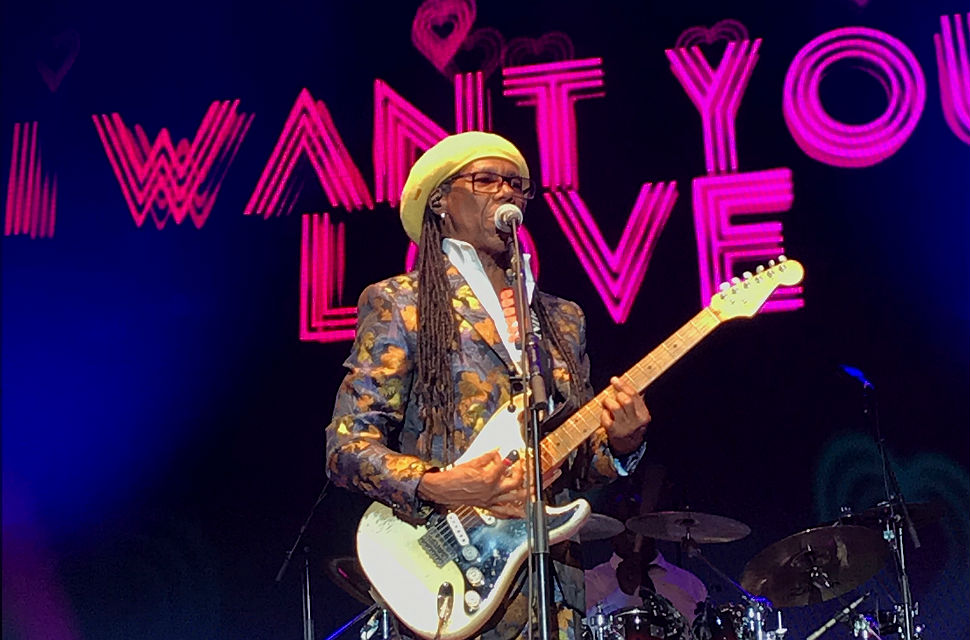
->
[532, 295, 589, 407]
[413, 205, 459, 462]
[412, 199, 588, 464]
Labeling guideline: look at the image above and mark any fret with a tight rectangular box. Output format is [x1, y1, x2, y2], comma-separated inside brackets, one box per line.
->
[540, 306, 723, 471]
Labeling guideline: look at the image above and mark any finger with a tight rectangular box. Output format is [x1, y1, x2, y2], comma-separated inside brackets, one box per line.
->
[601, 408, 614, 429]
[498, 466, 525, 494]
[614, 391, 632, 408]
[603, 396, 621, 413]
[611, 376, 637, 395]
[466, 449, 503, 469]
[488, 502, 526, 519]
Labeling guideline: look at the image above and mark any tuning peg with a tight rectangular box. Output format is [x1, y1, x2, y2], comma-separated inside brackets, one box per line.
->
[742, 271, 753, 280]
[778, 255, 787, 262]
[756, 265, 765, 273]
[768, 259, 776, 267]
[731, 276, 741, 285]
[719, 282, 730, 291]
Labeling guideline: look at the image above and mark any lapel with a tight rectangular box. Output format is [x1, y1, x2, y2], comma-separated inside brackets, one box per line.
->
[444, 261, 516, 370]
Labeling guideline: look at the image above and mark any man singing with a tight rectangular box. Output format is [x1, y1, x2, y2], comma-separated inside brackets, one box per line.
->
[326, 131, 652, 640]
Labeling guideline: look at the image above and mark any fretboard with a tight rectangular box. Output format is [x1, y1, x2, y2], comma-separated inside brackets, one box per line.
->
[539, 306, 722, 472]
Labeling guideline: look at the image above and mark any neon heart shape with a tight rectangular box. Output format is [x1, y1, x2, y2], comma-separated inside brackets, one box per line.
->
[36, 29, 81, 93]
[504, 32, 575, 67]
[674, 19, 749, 49]
[453, 27, 506, 80]
[411, 0, 476, 73]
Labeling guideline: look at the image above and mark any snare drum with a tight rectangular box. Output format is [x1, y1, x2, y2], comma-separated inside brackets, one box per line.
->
[612, 592, 690, 640]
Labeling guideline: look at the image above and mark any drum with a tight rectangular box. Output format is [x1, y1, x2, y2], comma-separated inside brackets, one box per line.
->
[691, 603, 755, 640]
[612, 592, 690, 640]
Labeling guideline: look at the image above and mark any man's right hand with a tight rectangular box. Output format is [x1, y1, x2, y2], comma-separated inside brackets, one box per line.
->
[417, 449, 527, 517]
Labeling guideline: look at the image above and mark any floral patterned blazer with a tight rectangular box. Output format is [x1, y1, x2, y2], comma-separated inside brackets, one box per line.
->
[325, 259, 623, 521]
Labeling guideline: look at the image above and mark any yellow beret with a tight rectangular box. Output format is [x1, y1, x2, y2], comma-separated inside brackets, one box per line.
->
[399, 131, 529, 243]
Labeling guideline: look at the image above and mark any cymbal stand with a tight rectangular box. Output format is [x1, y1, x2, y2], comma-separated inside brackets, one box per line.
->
[858, 379, 920, 640]
[276, 480, 331, 640]
[324, 604, 379, 640]
[682, 537, 786, 640]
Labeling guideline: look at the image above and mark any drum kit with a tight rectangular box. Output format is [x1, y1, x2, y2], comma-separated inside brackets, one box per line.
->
[574, 499, 937, 640]
[319, 500, 937, 640]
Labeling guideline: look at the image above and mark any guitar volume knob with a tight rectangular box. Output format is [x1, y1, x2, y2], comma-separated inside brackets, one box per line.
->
[464, 590, 482, 611]
[465, 566, 485, 587]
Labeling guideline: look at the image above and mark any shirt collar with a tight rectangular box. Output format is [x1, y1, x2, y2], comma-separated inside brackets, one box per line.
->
[441, 237, 535, 301]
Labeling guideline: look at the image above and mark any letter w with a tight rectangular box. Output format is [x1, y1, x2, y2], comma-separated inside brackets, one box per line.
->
[93, 100, 252, 229]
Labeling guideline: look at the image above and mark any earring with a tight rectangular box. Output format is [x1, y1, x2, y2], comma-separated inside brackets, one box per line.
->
[438, 211, 446, 220]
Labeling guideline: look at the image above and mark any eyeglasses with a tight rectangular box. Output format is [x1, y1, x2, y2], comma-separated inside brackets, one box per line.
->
[447, 171, 536, 199]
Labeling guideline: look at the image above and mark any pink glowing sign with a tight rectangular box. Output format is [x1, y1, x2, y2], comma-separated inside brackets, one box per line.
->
[503, 58, 605, 189]
[411, 0, 476, 75]
[503, 58, 678, 323]
[246, 89, 372, 218]
[693, 168, 802, 313]
[783, 27, 926, 168]
[504, 32, 575, 67]
[544, 185, 678, 324]
[93, 100, 251, 229]
[934, 13, 970, 145]
[666, 39, 762, 174]
[36, 28, 80, 93]
[454, 71, 491, 132]
[374, 80, 449, 207]
[674, 19, 749, 49]
[4, 122, 57, 239]
[300, 212, 357, 343]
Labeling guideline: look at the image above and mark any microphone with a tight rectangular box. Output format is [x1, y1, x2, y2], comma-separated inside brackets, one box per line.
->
[840, 364, 874, 389]
[494, 203, 523, 232]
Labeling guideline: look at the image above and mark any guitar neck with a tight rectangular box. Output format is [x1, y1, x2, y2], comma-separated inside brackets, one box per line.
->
[539, 306, 722, 471]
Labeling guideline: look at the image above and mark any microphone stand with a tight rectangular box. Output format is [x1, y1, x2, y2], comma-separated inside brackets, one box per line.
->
[859, 381, 919, 640]
[506, 221, 553, 640]
[276, 479, 331, 640]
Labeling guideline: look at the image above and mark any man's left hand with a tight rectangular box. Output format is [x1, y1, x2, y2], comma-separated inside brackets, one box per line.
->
[601, 376, 651, 455]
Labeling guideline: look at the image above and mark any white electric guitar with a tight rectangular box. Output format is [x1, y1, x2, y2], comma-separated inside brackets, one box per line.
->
[357, 258, 805, 640]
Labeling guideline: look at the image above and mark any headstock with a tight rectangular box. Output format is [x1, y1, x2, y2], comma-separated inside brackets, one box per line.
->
[708, 256, 805, 321]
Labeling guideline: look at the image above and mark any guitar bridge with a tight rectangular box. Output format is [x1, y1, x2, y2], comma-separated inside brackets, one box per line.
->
[418, 520, 455, 568]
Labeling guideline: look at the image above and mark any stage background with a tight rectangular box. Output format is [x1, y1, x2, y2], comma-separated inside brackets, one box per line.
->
[2, 1, 968, 639]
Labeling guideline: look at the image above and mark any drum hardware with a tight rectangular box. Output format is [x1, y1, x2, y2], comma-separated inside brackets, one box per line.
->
[625, 511, 751, 545]
[836, 502, 942, 531]
[320, 555, 401, 640]
[612, 592, 691, 640]
[838, 366, 922, 640]
[682, 538, 786, 640]
[276, 481, 332, 640]
[580, 514, 627, 542]
[324, 556, 376, 606]
[583, 603, 622, 640]
[739, 525, 889, 608]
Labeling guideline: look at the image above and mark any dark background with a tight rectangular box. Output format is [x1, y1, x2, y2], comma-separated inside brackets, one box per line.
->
[2, 1, 968, 639]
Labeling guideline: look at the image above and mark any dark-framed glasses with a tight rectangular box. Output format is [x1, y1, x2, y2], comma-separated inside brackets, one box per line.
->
[448, 171, 536, 199]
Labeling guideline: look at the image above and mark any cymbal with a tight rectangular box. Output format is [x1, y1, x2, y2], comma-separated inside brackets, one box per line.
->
[625, 511, 751, 543]
[579, 513, 625, 541]
[838, 501, 943, 530]
[324, 555, 373, 605]
[740, 525, 889, 607]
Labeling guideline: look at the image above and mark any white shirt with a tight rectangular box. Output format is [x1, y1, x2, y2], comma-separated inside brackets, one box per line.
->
[584, 551, 708, 623]
[443, 238, 644, 475]
[442, 238, 534, 370]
